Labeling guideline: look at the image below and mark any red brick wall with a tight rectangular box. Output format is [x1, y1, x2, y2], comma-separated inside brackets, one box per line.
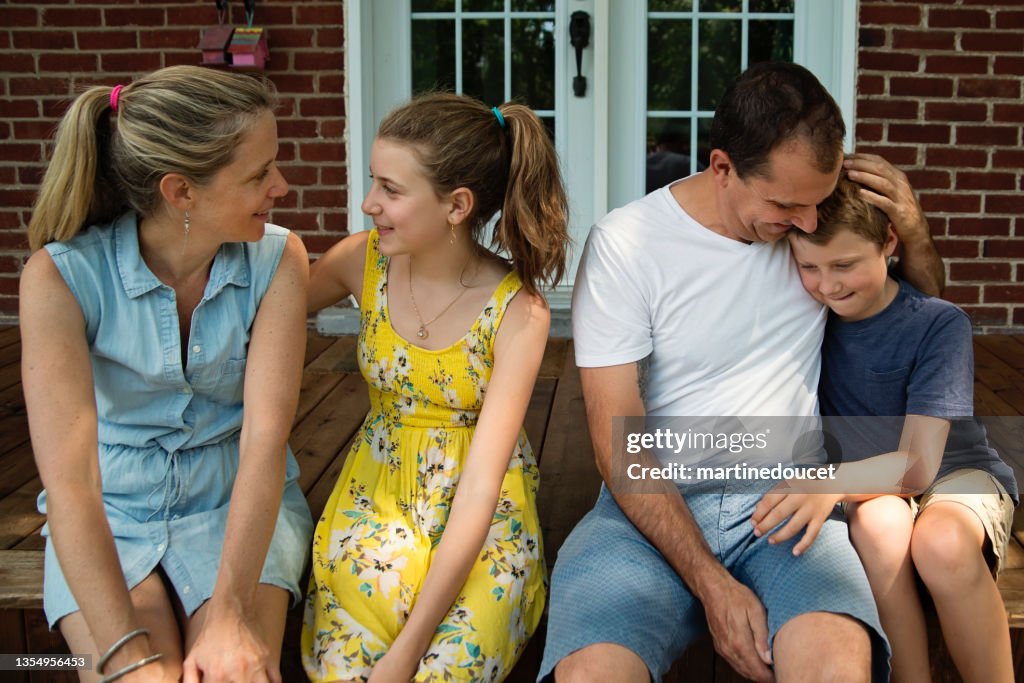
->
[0, 0, 347, 319]
[858, 1, 1024, 332]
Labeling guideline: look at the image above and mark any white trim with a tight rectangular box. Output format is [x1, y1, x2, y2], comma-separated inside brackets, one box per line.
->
[344, 0, 367, 233]
[794, 0, 858, 151]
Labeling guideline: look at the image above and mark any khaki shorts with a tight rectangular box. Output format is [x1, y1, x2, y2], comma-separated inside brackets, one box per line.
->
[910, 468, 1016, 574]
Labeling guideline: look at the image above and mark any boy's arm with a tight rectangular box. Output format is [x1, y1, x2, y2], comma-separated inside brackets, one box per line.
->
[749, 414, 951, 555]
[844, 153, 944, 296]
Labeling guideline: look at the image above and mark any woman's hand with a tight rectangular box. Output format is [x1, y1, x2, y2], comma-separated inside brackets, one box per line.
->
[183, 608, 280, 683]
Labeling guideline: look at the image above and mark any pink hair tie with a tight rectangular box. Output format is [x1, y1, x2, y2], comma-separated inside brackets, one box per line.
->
[110, 84, 124, 112]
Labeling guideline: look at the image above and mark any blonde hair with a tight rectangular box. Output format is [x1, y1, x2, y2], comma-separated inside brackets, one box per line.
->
[28, 65, 278, 251]
[377, 93, 569, 298]
[796, 174, 889, 248]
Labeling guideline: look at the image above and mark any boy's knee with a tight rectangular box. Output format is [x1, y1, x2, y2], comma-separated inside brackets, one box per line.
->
[911, 514, 987, 590]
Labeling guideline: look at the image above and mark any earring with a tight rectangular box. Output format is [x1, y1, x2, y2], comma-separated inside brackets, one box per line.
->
[182, 209, 191, 255]
[450, 223, 456, 246]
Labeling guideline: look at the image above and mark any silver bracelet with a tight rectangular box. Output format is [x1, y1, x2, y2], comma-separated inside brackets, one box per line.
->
[99, 653, 163, 683]
[96, 627, 150, 674]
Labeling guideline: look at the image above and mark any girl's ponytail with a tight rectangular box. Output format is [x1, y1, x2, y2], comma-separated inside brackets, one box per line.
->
[493, 104, 568, 298]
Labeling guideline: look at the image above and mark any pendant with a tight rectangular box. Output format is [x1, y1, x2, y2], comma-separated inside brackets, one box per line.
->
[417, 326, 428, 339]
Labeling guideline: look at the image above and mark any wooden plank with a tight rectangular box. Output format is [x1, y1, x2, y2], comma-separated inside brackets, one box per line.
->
[0, 551, 43, 609]
[524, 378, 556, 465]
[0, 412, 30, 458]
[0, 361, 22, 392]
[305, 336, 359, 375]
[537, 337, 568, 379]
[0, 443, 40, 501]
[0, 325, 20, 349]
[536, 343, 603, 569]
[304, 332, 336, 366]
[0, 381, 26, 415]
[977, 336, 1024, 373]
[0, 477, 46, 550]
[290, 375, 369, 497]
[974, 384, 1021, 417]
[0, 608, 29, 682]
[974, 344, 1023, 394]
[0, 337, 21, 369]
[293, 370, 345, 427]
[24, 608, 79, 683]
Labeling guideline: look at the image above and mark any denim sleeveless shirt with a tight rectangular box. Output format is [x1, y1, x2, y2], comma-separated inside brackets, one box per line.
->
[38, 212, 313, 626]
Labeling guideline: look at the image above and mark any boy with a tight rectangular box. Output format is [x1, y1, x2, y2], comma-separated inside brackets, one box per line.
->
[788, 177, 1018, 682]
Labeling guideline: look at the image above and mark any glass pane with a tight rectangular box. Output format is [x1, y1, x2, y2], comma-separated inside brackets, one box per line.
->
[749, 20, 793, 64]
[412, 0, 454, 11]
[463, 0, 503, 10]
[749, 0, 794, 12]
[696, 117, 714, 169]
[514, 0, 555, 10]
[539, 116, 555, 143]
[697, 19, 740, 110]
[648, 0, 693, 10]
[462, 19, 505, 104]
[647, 118, 695, 192]
[512, 19, 555, 110]
[412, 20, 456, 93]
[700, 0, 741, 12]
[647, 20, 692, 111]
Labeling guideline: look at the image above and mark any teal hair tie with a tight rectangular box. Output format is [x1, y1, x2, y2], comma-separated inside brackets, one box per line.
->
[491, 106, 506, 129]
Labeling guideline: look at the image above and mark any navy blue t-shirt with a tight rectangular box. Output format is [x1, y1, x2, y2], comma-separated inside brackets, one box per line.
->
[819, 279, 1018, 502]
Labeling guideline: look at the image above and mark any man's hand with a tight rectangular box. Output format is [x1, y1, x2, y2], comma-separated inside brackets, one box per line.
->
[843, 153, 928, 244]
[699, 570, 775, 683]
[750, 484, 843, 556]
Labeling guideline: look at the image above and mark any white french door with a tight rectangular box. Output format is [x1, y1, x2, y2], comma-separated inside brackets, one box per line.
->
[343, 0, 857, 309]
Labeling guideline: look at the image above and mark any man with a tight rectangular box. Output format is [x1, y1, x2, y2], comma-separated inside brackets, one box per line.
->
[539, 62, 944, 682]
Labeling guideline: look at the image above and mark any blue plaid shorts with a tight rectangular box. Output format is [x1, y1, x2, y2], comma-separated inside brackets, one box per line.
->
[539, 481, 889, 682]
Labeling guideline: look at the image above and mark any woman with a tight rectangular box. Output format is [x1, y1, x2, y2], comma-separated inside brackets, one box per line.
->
[20, 66, 312, 682]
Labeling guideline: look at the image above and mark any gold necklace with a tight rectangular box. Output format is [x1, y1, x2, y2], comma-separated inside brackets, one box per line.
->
[408, 255, 471, 340]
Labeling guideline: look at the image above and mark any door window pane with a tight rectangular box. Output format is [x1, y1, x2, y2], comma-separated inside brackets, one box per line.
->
[413, 0, 454, 11]
[648, 20, 692, 111]
[749, 20, 793, 64]
[514, 0, 555, 10]
[649, 0, 693, 10]
[463, 0, 504, 11]
[750, 0, 794, 13]
[701, 0, 742, 13]
[647, 118, 695, 192]
[697, 19, 740, 110]
[512, 19, 555, 109]
[462, 20, 505, 104]
[412, 20, 456, 93]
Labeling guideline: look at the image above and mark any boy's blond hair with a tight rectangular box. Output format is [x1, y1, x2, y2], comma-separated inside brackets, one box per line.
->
[796, 174, 889, 248]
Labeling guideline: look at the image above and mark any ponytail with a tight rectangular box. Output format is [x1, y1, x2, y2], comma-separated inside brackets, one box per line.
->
[493, 103, 569, 298]
[27, 86, 119, 251]
[377, 93, 569, 298]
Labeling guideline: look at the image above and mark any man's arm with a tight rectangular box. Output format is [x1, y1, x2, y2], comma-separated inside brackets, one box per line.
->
[844, 153, 945, 296]
[580, 362, 774, 682]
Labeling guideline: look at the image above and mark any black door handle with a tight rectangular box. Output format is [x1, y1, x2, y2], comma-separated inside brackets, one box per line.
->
[570, 11, 591, 97]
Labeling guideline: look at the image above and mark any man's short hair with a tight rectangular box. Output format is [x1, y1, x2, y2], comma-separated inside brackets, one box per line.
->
[795, 175, 889, 248]
[709, 61, 845, 180]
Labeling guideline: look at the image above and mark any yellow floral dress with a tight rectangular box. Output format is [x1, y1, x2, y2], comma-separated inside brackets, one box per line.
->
[302, 231, 546, 682]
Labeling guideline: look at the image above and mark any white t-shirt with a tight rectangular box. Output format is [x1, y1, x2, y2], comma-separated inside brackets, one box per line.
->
[572, 185, 826, 418]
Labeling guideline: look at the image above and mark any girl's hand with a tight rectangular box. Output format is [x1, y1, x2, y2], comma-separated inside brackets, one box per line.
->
[183, 608, 279, 683]
[367, 643, 420, 683]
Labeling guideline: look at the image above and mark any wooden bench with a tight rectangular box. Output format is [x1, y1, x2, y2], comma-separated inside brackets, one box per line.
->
[2, 327, 1024, 682]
